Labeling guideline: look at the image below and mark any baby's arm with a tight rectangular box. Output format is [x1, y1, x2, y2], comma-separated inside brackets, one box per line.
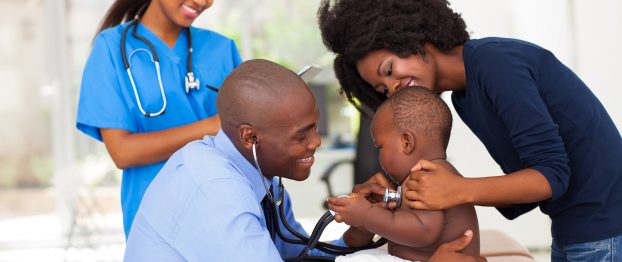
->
[327, 193, 444, 247]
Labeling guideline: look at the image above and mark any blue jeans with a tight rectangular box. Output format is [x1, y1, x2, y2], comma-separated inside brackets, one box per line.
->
[552, 233, 622, 262]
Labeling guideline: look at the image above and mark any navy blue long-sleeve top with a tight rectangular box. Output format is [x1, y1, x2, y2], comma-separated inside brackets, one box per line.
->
[451, 37, 622, 245]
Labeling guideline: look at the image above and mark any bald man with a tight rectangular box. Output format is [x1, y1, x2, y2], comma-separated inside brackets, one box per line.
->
[123, 59, 373, 261]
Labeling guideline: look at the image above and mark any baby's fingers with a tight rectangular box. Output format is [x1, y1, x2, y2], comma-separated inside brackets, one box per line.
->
[327, 196, 351, 206]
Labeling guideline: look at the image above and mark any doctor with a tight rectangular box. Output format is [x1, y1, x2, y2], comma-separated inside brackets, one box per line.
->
[124, 59, 376, 261]
[76, 0, 241, 237]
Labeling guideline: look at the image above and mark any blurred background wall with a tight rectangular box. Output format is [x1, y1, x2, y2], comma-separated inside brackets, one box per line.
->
[0, 0, 620, 261]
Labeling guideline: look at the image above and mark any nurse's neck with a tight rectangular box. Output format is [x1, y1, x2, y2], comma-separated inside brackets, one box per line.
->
[140, 4, 183, 48]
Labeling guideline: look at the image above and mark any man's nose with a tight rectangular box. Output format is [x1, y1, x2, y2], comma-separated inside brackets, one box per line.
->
[309, 129, 321, 150]
[192, 0, 208, 9]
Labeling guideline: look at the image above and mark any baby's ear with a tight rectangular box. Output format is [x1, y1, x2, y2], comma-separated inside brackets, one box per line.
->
[401, 131, 416, 154]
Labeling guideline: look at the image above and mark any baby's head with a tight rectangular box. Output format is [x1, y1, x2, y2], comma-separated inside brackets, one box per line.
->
[371, 86, 452, 184]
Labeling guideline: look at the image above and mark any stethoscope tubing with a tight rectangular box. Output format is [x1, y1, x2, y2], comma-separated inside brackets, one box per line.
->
[273, 177, 388, 261]
[251, 130, 387, 262]
[120, 19, 198, 117]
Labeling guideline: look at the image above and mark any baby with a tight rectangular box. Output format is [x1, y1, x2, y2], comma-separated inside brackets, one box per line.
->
[328, 87, 480, 261]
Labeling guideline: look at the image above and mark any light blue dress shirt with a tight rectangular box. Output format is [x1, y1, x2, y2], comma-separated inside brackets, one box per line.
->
[124, 131, 346, 261]
[76, 22, 242, 237]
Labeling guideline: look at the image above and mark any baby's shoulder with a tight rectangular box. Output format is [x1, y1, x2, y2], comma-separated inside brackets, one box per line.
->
[432, 159, 463, 177]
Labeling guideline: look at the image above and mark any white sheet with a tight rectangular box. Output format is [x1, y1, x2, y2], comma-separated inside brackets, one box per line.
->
[336, 248, 414, 262]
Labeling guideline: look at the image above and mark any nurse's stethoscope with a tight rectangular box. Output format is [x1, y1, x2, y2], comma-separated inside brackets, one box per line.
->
[252, 139, 405, 262]
[120, 17, 200, 117]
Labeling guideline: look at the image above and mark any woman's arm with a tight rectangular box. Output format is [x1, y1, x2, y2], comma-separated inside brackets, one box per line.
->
[404, 160, 552, 209]
[101, 115, 220, 169]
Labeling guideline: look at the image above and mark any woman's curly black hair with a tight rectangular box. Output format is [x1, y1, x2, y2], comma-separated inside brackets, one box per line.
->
[318, 0, 469, 113]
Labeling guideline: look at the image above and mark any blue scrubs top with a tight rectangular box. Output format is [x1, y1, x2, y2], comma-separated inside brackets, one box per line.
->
[76, 22, 242, 237]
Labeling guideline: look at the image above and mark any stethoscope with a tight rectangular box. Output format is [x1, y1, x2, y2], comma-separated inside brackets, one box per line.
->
[251, 139, 405, 262]
[120, 17, 200, 117]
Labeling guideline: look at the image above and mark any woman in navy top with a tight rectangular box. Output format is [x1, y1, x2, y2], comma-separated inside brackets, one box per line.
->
[318, 0, 622, 261]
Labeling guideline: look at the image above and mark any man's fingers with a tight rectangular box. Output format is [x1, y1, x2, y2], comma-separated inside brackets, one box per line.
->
[441, 230, 474, 252]
[334, 214, 344, 223]
[354, 183, 386, 196]
[372, 201, 387, 208]
[371, 172, 391, 188]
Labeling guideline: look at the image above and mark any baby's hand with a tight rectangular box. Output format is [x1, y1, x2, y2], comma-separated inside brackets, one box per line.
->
[326, 193, 373, 227]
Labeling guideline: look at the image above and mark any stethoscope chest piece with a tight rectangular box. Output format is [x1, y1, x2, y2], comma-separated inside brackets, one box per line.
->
[185, 72, 200, 93]
[383, 186, 402, 209]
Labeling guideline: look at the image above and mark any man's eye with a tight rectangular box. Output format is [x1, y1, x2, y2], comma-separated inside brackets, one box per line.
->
[387, 63, 393, 76]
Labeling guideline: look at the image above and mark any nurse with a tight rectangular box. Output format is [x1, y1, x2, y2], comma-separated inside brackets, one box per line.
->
[76, 0, 241, 237]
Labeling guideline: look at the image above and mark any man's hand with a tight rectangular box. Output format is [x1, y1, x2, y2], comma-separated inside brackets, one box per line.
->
[404, 160, 468, 210]
[429, 230, 486, 262]
[326, 193, 373, 227]
[352, 172, 391, 203]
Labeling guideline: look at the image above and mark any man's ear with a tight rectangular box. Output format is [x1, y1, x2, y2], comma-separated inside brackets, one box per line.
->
[239, 124, 257, 150]
[401, 131, 416, 154]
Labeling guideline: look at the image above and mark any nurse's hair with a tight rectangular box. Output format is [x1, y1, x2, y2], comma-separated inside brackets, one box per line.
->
[317, 0, 469, 113]
[217, 59, 311, 136]
[380, 87, 452, 149]
[96, 0, 150, 34]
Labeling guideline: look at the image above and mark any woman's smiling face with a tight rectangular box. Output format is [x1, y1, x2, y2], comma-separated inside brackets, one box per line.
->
[356, 49, 437, 97]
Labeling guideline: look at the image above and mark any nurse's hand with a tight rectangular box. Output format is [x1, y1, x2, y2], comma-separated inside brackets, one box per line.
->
[404, 160, 468, 210]
[429, 230, 486, 262]
[352, 172, 391, 203]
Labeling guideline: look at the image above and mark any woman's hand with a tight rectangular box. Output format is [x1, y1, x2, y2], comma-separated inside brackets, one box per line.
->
[404, 160, 468, 210]
[429, 230, 486, 262]
[326, 193, 373, 227]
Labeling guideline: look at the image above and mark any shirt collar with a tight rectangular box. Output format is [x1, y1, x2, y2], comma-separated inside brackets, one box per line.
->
[211, 130, 273, 203]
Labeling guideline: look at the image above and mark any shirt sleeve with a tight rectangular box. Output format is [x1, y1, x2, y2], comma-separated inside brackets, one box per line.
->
[76, 33, 136, 142]
[473, 43, 571, 203]
[173, 178, 282, 262]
